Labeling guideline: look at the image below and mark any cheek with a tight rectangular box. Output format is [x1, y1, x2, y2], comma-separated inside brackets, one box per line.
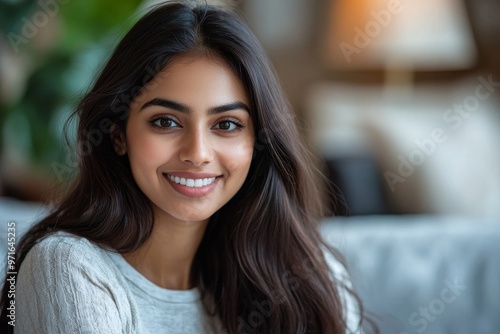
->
[127, 134, 171, 171]
[221, 138, 254, 174]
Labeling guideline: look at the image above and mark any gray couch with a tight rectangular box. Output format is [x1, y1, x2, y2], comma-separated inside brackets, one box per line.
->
[322, 216, 500, 334]
[2, 197, 499, 333]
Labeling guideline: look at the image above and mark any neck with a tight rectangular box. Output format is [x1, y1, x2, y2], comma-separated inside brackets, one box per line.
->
[122, 208, 209, 290]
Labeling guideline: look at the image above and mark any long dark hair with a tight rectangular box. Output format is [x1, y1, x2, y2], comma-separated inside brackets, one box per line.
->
[1, 2, 368, 333]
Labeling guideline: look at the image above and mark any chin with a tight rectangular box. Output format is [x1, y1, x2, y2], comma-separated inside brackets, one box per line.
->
[162, 206, 215, 223]
[176, 214, 212, 223]
[152, 200, 221, 224]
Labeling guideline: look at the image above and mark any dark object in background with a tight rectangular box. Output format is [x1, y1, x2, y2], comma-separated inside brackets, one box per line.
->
[324, 155, 388, 216]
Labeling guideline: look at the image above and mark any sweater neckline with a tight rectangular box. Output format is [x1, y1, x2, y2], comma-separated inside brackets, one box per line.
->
[106, 251, 201, 303]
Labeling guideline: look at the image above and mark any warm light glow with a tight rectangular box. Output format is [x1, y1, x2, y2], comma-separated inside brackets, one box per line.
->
[324, 0, 478, 71]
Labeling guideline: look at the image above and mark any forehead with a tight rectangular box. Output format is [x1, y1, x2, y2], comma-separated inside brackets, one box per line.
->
[132, 55, 250, 111]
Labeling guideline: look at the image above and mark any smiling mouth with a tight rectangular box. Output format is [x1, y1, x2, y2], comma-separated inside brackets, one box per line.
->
[164, 173, 219, 188]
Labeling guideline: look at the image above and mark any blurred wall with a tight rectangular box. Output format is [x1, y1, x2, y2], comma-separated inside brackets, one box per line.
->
[1, 0, 499, 216]
[242, 0, 500, 217]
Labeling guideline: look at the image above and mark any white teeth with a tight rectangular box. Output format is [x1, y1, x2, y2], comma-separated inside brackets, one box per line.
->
[167, 174, 216, 188]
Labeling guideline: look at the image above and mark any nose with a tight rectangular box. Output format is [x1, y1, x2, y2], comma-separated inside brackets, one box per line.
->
[179, 127, 214, 166]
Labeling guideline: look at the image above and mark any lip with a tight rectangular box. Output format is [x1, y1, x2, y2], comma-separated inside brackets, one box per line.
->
[162, 173, 221, 198]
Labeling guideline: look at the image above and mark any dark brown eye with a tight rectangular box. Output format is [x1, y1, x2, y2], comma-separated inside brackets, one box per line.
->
[160, 118, 173, 127]
[219, 121, 231, 130]
[214, 119, 242, 132]
[151, 117, 179, 129]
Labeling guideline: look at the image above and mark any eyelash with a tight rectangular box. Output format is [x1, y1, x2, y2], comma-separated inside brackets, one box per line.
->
[148, 116, 180, 130]
[148, 115, 244, 133]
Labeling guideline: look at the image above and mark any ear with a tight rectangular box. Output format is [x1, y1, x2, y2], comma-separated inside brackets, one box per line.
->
[109, 123, 127, 155]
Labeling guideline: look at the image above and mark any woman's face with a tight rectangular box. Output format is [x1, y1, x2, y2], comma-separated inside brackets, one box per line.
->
[123, 55, 254, 223]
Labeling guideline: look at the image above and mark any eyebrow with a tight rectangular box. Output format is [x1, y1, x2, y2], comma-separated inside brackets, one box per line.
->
[140, 98, 250, 115]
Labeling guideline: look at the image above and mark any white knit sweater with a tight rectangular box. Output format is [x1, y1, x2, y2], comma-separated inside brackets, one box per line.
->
[15, 231, 361, 333]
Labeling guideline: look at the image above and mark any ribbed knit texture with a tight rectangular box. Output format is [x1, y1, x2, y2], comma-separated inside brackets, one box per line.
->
[15, 232, 361, 333]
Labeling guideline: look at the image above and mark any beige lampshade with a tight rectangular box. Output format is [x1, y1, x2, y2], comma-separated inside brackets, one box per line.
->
[324, 0, 478, 71]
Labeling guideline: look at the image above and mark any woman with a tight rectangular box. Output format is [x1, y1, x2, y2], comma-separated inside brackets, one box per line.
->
[1, 1, 368, 333]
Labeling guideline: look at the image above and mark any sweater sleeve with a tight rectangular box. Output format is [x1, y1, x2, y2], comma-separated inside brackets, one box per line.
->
[15, 233, 134, 334]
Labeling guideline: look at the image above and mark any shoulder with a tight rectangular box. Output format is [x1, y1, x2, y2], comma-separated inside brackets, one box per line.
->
[25, 231, 112, 271]
[32, 230, 106, 255]
[19, 230, 131, 303]
[20, 231, 121, 285]
[322, 246, 350, 283]
[17, 231, 139, 333]
[321, 246, 364, 334]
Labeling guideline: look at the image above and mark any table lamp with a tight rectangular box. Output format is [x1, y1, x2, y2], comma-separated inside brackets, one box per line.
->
[323, 0, 478, 85]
